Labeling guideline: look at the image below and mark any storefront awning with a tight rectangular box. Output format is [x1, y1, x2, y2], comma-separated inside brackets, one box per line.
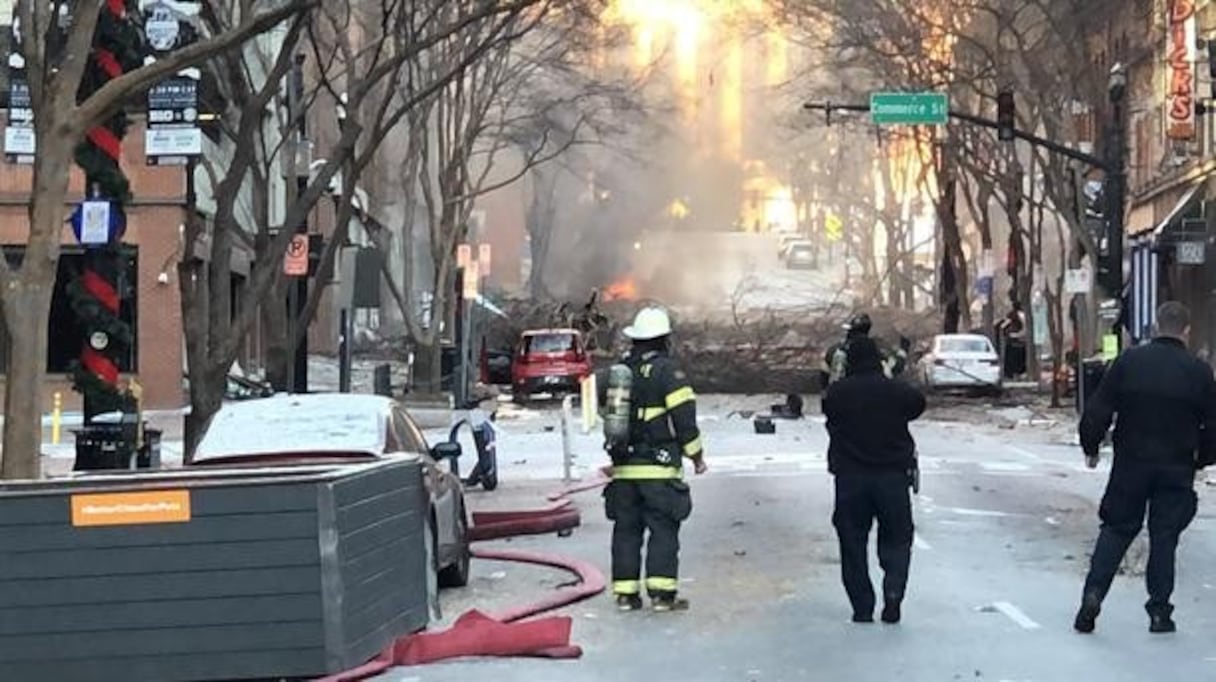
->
[1150, 181, 1206, 239]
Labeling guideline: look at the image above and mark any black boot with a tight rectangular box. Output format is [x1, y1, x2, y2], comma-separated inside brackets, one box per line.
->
[881, 601, 902, 624]
[616, 594, 643, 612]
[1074, 593, 1102, 634]
[652, 593, 689, 612]
[1149, 612, 1177, 633]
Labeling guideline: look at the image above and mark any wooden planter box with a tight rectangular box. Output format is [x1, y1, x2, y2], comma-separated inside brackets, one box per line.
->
[0, 458, 429, 681]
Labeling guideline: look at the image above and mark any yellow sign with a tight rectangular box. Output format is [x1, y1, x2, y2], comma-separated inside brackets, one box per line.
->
[71, 490, 192, 527]
[825, 213, 843, 242]
[1101, 334, 1119, 360]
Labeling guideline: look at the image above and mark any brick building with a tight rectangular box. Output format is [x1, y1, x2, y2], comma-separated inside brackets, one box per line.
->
[0, 122, 187, 412]
[1120, 0, 1216, 358]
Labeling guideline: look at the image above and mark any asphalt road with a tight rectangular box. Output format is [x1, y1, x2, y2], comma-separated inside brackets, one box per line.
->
[375, 418, 1216, 682]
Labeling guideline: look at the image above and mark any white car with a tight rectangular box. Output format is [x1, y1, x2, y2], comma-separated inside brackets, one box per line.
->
[919, 334, 1002, 392]
[783, 240, 816, 269]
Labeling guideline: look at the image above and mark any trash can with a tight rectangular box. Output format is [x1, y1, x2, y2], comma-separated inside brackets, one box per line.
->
[73, 423, 160, 471]
[73, 424, 136, 471]
[1076, 358, 1107, 413]
[373, 363, 393, 397]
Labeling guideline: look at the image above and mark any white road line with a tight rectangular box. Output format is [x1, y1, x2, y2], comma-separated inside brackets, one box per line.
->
[942, 506, 1018, 518]
[913, 533, 932, 550]
[1005, 445, 1044, 461]
[981, 462, 1031, 472]
[993, 601, 1041, 630]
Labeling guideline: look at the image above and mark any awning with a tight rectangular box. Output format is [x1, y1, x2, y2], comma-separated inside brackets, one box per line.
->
[1150, 180, 1206, 239]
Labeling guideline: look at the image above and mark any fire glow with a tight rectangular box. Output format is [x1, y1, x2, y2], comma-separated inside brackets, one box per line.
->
[602, 277, 640, 301]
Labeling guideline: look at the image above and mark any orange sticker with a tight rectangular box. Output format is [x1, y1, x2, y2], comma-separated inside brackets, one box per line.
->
[71, 489, 192, 527]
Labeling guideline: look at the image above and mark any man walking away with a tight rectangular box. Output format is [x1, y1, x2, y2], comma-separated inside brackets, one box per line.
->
[603, 306, 708, 612]
[1075, 301, 1216, 634]
[823, 336, 926, 624]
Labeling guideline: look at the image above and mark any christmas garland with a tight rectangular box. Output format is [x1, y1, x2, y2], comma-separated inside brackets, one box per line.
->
[68, 0, 144, 413]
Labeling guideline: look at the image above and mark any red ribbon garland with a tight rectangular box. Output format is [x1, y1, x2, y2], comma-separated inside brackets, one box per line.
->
[82, 346, 120, 386]
[94, 48, 122, 80]
[81, 268, 120, 314]
[87, 126, 123, 164]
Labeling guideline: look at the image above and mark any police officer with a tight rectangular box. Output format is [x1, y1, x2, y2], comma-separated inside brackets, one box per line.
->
[603, 306, 707, 612]
[825, 313, 872, 384]
[823, 336, 926, 624]
[1075, 301, 1216, 634]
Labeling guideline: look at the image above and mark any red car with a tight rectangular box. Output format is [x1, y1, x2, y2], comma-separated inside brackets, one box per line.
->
[512, 328, 593, 403]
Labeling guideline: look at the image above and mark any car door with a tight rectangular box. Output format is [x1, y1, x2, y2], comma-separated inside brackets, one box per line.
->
[391, 407, 462, 565]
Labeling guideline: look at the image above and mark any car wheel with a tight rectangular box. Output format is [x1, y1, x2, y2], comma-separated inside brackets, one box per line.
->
[437, 509, 471, 588]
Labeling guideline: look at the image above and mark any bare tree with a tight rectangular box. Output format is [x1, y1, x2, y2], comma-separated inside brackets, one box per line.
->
[1, 0, 308, 479]
[178, 0, 553, 457]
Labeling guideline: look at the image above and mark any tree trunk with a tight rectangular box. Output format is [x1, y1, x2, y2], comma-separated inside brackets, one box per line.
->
[1, 284, 54, 479]
[183, 365, 224, 459]
[262, 279, 290, 390]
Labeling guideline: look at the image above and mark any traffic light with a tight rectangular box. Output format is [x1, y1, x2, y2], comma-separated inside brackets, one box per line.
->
[997, 90, 1015, 141]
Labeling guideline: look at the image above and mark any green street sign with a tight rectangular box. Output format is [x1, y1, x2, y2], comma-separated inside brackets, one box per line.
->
[870, 92, 949, 125]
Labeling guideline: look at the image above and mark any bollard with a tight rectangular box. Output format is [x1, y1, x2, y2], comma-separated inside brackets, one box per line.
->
[51, 392, 62, 445]
[579, 374, 598, 434]
[560, 394, 575, 483]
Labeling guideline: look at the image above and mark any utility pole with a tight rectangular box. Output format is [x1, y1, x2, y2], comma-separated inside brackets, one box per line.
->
[1103, 64, 1129, 353]
[286, 53, 311, 394]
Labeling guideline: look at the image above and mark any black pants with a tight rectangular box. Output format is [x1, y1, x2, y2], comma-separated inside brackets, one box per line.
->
[1082, 459, 1198, 616]
[605, 479, 692, 597]
[832, 471, 914, 617]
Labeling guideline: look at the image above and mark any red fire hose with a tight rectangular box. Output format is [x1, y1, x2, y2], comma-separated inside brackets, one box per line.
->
[312, 476, 611, 681]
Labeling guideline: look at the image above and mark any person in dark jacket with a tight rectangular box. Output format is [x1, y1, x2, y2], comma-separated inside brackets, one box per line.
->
[823, 336, 927, 624]
[1074, 301, 1216, 634]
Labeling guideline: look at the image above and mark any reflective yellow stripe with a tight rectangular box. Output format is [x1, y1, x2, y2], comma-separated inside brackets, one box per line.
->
[641, 406, 667, 421]
[682, 436, 703, 457]
[665, 386, 695, 410]
[646, 576, 679, 592]
[613, 579, 640, 595]
[613, 464, 682, 480]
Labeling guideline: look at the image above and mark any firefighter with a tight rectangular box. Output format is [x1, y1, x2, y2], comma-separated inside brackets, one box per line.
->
[601, 306, 708, 612]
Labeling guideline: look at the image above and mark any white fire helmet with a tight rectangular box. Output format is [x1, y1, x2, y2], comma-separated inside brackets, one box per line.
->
[623, 306, 673, 341]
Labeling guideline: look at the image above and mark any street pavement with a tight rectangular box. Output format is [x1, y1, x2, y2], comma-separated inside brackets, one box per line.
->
[377, 405, 1216, 681]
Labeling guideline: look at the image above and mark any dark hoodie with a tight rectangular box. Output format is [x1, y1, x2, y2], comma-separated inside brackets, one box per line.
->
[822, 337, 927, 475]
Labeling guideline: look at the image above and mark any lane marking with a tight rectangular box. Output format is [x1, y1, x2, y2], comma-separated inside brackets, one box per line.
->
[942, 506, 1018, 518]
[1006, 445, 1044, 461]
[981, 462, 1031, 472]
[913, 533, 932, 550]
[993, 601, 1041, 630]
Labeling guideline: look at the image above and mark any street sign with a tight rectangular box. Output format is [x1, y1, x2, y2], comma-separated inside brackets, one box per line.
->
[457, 243, 472, 269]
[870, 92, 949, 125]
[1065, 267, 1092, 294]
[284, 234, 309, 276]
[1177, 240, 1206, 265]
[5, 77, 34, 163]
[478, 243, 492, 275]
[462, 261, 480, 298]
[146, 77, 201, 165]
[824, 213, 843, 242]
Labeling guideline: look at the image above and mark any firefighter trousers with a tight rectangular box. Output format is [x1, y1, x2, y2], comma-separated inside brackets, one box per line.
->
[604, 479, 692, 597]
[832, 471, 914, 617]
[1082, 460, 1197, 616]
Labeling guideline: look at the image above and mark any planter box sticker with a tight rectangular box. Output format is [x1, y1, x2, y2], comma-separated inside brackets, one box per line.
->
[71, 490, 192, 527]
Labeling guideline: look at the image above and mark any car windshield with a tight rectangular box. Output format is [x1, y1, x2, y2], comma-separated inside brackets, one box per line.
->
[524, 333, 577, 354]
[938, 337, 993, 354]
[195, 398, 387, 460]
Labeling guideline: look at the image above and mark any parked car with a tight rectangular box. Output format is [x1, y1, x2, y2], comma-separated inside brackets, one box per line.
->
[784, 240, 816, 269]
[191, 393, 471, 588]
[918, 334, 1002, 393]
[777, 233, 802, 258]
[511, 328, 593, 403]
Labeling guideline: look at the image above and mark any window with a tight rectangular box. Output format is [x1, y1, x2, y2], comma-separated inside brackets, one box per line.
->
[937, 337, 994, 354]
[523, 333, 577, 354]
[0, 246, 138, 373]
[392, 408, 430, 455]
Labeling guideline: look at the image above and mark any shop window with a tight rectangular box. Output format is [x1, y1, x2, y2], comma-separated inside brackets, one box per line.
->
[0, 246, 138, 373]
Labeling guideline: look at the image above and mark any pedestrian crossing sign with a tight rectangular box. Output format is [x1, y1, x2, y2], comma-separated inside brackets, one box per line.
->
[825, 213, 843, 242]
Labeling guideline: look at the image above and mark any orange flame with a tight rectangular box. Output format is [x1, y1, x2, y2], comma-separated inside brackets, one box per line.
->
[602, 277, 640, 301]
